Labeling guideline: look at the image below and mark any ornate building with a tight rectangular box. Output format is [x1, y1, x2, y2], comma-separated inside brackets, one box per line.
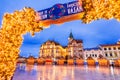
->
[99, 41, 120, 60]
[83, 48, 103, 60]
[67, 32, 83, 57]
[40, 32, 83, 58]
[40, 40, 67, 58]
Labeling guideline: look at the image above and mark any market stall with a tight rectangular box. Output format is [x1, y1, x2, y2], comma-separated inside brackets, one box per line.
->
[26, 56, 35, 64]
[87, 57, 95, 66]
[114, 59, 120, 67]
[98, 58, 109, 66]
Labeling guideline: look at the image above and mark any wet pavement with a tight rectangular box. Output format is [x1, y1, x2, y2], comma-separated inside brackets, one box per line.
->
[13, 63, 120, 80]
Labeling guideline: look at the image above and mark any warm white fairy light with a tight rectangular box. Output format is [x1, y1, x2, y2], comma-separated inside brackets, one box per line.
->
[81, 0, 120, 23]
[0, 7, 43, 80]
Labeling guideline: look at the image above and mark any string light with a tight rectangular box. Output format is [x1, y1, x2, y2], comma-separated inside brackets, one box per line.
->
[80, 0, 120, 23]
[0, 7, 43, 80]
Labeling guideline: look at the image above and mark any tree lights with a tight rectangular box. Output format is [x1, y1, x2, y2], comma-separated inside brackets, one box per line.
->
[0, 7, 43, 80]
[81, 0, 120, 23]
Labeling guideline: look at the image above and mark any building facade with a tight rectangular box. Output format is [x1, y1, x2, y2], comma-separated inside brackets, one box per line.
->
[67, 32, 83, 57]
[39, 32, 83, 58]
[40, 40, 67, 58]
[83, 48, 103, 60]
[100, 41, 120, 60]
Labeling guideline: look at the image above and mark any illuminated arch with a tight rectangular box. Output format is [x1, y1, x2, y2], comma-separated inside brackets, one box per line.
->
[0, 0, 120, 79]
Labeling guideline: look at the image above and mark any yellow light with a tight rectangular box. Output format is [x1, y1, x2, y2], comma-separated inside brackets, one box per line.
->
[0, 7, 43, 80]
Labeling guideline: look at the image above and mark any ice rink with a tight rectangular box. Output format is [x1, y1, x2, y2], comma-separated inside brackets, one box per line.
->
[13, 64, 120, 80]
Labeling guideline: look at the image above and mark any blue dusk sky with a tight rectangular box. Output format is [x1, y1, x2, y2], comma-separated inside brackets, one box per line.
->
[0, 0, 120, 58]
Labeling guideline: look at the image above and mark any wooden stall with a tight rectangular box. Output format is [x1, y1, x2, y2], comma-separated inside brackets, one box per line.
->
[36, 58, 45, 65]
[26, 56, 35, 64]
[98, 58, 109, 66]
[17, 57, 26, 63]
[76, 58, 84, 65]
[45, 58, 53, 65]
[67, 59, 74, 65]
[57, 59, 65, 65]
[114, 59, 120, 67]
[87, 57, 95, 66]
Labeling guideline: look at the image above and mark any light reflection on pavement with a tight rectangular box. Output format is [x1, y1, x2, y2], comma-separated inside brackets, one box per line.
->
[13, 63, 120, 80]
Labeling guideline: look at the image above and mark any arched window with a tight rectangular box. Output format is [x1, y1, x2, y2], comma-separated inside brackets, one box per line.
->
[110, 53, 112, 57]
[105, 53, 108, 57]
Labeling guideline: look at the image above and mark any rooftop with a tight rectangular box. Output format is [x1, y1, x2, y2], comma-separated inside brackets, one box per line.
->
[84, 47, 100, 50]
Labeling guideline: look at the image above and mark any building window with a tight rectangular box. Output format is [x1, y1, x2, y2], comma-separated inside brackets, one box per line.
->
[110, 53, 112, 57]
[52, 50, 54, 53]
[95, 54, 97, 57]
[113, 47, 116, 50]
[118, 47, 120, 50]
[90, 54, 91, 57]
[92, 54, 94, 57]
[114, 52, 118, 57]
[104, 48, 107, 50]
[105, 53, 108, 57]
[86, 54, 88, 57]
[56, 50, 58, 53]
[108, 48, 111, 50]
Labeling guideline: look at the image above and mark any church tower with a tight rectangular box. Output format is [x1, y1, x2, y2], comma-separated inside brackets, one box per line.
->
[67, 31, 83, 57]
[68, 32, 74, 43]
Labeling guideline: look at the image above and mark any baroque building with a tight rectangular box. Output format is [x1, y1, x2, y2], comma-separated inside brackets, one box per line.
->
[39, 32, 83, 58]
[99, 41, 120, 60]
[67, 32, 83, 57]
[83, 47, 103, 60]
[40, 40, 67, 58]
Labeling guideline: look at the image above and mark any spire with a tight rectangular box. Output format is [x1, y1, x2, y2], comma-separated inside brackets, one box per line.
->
[69, 31, 74, 39]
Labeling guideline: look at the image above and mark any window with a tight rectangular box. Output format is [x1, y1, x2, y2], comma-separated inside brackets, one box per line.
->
[90, 54, 91, 57]
[92, 54, 94, 57]
[105, 53, 108, 57]
[108, 47, 111, 50]
[110, 53, 112, 57]
[52, 50, 54, 53]
[86, 54, 88, 57]
[113, 47, 116, 50]
[114, 52, 118, 57]
[56, 50, 58, 53]
[118, 47, 120, 50]
[95, 54, 97, 57]
[104, 48, 107, 50]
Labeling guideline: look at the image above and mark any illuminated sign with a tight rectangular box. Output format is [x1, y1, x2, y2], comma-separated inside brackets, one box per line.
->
[38, 1, 83, 20]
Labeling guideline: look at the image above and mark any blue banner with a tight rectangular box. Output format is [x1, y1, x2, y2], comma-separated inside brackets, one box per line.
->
[38, 1, 83, 20]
